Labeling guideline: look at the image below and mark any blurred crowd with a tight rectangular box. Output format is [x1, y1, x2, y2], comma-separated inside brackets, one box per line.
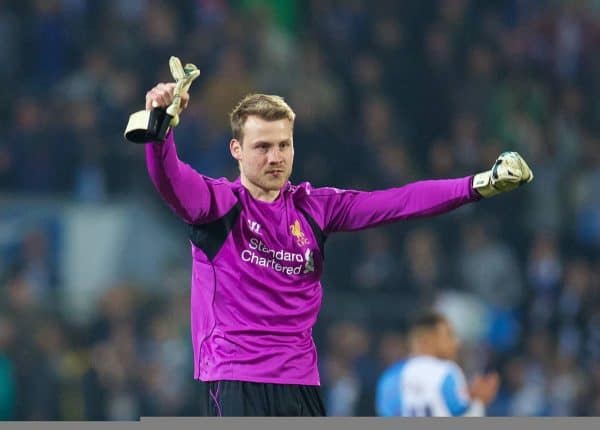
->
[1, 0, 599, 419]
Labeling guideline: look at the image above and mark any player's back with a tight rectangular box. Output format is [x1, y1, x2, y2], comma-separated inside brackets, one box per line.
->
[376, 355, 470, 417]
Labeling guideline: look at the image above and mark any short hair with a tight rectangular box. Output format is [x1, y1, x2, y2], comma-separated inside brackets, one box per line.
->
[409, 311, 448, 335]
[229, 94, 296, 142]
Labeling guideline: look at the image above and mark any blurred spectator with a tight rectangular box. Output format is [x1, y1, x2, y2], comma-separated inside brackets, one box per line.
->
[402, 227, 444, 300]
[0, 3, 19, 87]
[17, 229, 57, 304]
[376, 331, 407, 371]
[573, 135, 600, 249]
[496, 356, 549, 416]
[321, 320, 376, 416]
[0, 317, 16, 420]
[26, 0, 74, 89]
[458, 222, 524, 310]
[527, 231, 562, 327]
[289, 41, 344, 127]
[352, 230, 397, 291]
[548, 354, 584, 416]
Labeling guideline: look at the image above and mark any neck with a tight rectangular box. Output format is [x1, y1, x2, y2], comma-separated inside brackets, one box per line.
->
[240, 175, 281, 202]
[411, 342, 437, 358]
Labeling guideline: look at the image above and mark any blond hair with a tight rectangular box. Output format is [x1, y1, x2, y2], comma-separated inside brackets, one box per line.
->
[229, 94, 296, 142]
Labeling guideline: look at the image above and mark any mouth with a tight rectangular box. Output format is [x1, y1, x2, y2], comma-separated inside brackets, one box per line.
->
[266, 170, 284, 175]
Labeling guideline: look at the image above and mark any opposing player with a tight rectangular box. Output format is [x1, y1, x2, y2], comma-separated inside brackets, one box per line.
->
[137, 58, 530, 416]
[375, 311, 499, 416]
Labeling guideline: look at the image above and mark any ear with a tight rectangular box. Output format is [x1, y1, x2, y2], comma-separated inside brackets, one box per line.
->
[230, 139, 242, 161]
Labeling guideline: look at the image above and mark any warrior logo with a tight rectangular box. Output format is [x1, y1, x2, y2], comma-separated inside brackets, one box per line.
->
[248, 219, 262, 235]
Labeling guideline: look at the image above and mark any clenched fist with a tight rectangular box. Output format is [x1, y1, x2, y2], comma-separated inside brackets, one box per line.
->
[145, 82, 190, 111]
[124, 57, 200, 143]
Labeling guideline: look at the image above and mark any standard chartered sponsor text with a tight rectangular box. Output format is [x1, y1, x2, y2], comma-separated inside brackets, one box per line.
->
[241, 237, 306, 275]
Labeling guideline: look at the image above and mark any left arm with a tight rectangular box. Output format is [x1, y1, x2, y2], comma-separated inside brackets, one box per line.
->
[313, 176, 480, 233]
[309, 150, 533, 233]
[441, 365, 499, 417]
[441, 364, 476, 417]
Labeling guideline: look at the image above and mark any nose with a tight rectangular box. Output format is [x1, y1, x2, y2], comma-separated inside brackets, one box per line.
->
[268, 147, 284, 164]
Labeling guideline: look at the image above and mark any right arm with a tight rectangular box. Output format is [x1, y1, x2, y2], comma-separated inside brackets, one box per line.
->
[144, 82, 237, 224]
[145, 131, 237, 223]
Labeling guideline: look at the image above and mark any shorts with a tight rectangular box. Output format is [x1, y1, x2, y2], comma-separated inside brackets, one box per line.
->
[198, 380, 327, 416]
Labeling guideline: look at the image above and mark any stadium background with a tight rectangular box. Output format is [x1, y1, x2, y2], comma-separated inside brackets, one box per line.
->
[0, 0, 599, 419]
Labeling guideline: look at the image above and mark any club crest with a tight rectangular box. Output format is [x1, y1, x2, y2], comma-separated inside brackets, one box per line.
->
[290, 219, 310, 247]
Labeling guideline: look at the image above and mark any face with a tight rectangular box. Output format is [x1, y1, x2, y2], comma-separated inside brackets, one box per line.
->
[434, 321, 459, 361]
[230, 115, 294, 196]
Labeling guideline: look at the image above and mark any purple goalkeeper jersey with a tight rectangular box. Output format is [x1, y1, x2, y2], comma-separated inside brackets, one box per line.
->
[145, 131, 481, 385]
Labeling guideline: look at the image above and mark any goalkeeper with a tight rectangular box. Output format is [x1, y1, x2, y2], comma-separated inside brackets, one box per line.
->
[133, 58, 533, 416]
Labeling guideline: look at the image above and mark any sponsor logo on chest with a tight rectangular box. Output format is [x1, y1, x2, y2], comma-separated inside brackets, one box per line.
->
[240, 218, 315, 275]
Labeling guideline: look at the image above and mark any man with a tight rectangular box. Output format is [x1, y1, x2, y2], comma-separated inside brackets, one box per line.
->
[141, 63, 531, 416]
[375, 312, 499, 416]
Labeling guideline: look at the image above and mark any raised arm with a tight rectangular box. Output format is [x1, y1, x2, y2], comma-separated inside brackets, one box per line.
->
[145, 130, 237, 224]
[143, 72, 237, 224]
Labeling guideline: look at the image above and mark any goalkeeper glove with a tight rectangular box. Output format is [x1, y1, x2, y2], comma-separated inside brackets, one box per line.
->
[472, 151, 533, 198]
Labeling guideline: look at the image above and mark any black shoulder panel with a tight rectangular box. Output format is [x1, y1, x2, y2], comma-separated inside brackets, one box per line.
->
[298, 207, 327, 259]
[188, 202, 242, 261]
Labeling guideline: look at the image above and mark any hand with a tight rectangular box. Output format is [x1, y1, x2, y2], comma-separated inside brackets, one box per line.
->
[125, 57, 200, 143]
[145, 82, 190, 111]
[469, 372, 500, 405]
[473, 151, 534, 198]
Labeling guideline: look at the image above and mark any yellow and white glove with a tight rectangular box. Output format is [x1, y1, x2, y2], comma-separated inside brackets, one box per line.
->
[473, 151, 534, 198]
